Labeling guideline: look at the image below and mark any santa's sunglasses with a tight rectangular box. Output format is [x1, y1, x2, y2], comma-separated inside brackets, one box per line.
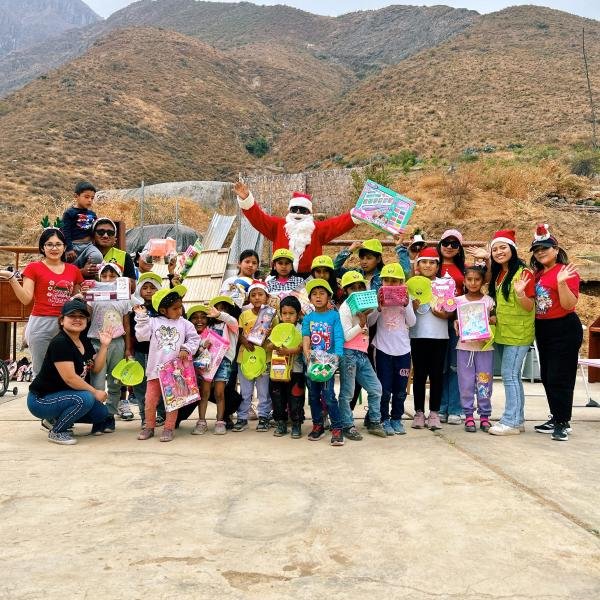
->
[441, 239, 461, 249]
[290, 206, 310, 214]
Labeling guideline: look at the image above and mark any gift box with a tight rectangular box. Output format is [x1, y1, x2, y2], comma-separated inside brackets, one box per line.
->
[378, 285, 409, 307]
[431, 274, 457, 312]
[147, 237, 176, 258]
[176, 239, 203, 279]
[158, 356, 200, 412]
[247, 305, 277, 345]
[457, 301, 492, 342]
[195, 328, 230, 382]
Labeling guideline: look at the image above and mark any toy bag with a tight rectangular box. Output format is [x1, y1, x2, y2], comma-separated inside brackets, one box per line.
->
[194, 328, 230, 382]
[307, 350, 338, 383]
[158, 356, 200, 412]
[351, 179, 416, 236]
[246, 305, 277, 345]
[457, 301, 492, 342]
[431, 274, 457, 312]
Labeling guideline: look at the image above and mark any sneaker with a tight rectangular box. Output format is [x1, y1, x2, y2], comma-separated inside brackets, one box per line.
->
[534, 417, 555, 434]
[117, 399, 134, 421]
[551, 422, 569, 441]
[160, 428, 174, 442]
[479, 416, 491, 432]
[427, 411, 442, 431]
[447, 414, 462, 425]
[137, 427, 154, 440]
[232, 419, 248, 432]
[330, 428, 344, 446]
[256, 417, 270, 432]
[91, 421, 105, 436]
[48, 430, 77, 445]
[224, 417, 235, 430]
[343, 426, 363, 441]
[382, 420, 395, 436]
[412, 411, 426, 429]
[464, 416, 477, 433]
[273, 420, 288, 437]
[488, 422, 520, 436]
[308, 424, 325, 441]
[214, 420, 227, 435]
[40, 418, 55, 431]
[390, 419, 406, 435]
[367, 423, 388, 438]
[103, 415, 116, 433]
[291, 423, 302, 438]
[191, 419, 208, 435]
[439, 413, 448, 423]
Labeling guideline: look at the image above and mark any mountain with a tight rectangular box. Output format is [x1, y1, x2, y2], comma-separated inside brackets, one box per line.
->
[0, 0, 100, 57]
[0, 27, 276, 200]
[0, 0, 478, 97]
[276, 6, 600, 170]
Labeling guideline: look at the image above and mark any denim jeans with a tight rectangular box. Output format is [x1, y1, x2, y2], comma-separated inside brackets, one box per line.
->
[495, 343, 529, 428]
[338, 349, 382, 428]
[307, 377, 341, 429]
[376, 349, 411, 421]
[440, 323, 461, 417]
[27, 389, 108, 433]
[238, 369, 271, 419]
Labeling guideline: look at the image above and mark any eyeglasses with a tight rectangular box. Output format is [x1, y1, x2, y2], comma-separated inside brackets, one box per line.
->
[95, 229, 115, 237]
[290, 206, 310, 214]
[44, 242, 64, 249]
[441, 240, 461, 249]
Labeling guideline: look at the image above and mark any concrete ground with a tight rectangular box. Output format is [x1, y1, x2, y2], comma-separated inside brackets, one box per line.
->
[1, 377, 599, 600]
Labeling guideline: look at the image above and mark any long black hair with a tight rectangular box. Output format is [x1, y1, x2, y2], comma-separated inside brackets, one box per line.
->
[529, 247, 569, 273]
[238, 249, 261, 279]
[310, 265, 342, 302]
[39, 228, 67, 262]
[358, 248, 384, 272]
[490, 245, 526, 301]
[436, 239, 465, 277]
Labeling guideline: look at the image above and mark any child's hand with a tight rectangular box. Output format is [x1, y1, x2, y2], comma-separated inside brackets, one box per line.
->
[242, 339, 255, 352]
[167, 255, 177, 274]
[65, 249, 77, 263]
[179, 349, 190, 361]
[412, 298, 421, 311]
[81, 259, 99, 279]
[489, 316, 497, 325]
[234, 181, 249, 200]
[304, 351, 311, 364]
[349, 241, 362, 252]
[357, 312, 367, 328]
[80, 280, 94, 293]
[208, 306, 220, 319]
[133, 304, 147, 314]
[98, 328, 114, 346]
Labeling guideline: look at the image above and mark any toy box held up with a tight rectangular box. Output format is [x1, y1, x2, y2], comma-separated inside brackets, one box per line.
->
[194, 328, 230, 382]
[351, 179, 416, 236]
[457, 301, 492, 342]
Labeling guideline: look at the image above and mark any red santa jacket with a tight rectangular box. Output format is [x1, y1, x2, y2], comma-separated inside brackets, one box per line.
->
[239, 193, 356, 274]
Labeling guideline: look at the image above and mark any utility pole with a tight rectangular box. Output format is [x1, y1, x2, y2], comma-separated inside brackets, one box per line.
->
[582, 27, 598, 149]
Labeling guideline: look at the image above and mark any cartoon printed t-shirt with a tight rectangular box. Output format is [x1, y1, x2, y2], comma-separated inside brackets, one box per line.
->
[301, 309, 344, 356]
[88, 297, 132, 339]
[535, 264, 579, 320]
[22, 261, 84, 316]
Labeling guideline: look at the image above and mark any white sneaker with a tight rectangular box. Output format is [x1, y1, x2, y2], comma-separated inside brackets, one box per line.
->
[489, 423, 520, 436]
[117, 399, 134, 421]
[447, 414, 462, 425]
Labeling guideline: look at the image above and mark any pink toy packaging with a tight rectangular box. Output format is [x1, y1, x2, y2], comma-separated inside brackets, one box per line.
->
[158, 356, 200, 412]
[247, 305, 277, 345]
[378, 285, 409, 308]
[195, 328, 230, 382]
[457, 301, 492, 342]
[431, 274, 457, 312]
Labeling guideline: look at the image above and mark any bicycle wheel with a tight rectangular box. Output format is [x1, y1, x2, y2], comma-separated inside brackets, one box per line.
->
[0, 361, 9, 397]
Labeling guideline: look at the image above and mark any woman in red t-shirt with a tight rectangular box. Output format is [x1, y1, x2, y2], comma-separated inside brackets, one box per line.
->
[0, 228, 83, 376]
[529, 226, 582, 441]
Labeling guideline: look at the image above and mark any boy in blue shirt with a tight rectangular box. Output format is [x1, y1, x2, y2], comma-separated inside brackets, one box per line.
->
[302, 279, 345, 446]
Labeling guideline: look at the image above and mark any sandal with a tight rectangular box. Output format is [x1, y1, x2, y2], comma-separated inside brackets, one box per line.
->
[479, 417, 491, 432]
[137, 428, 154, 440]
[160, 428, 174, 442]
[464, 417, 477, 433]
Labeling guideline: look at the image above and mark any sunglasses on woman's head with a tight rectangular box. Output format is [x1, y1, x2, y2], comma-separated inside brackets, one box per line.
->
[441, 239, 460, 249]
[95, 229, 115, 237]
[290, 206, 310, 214]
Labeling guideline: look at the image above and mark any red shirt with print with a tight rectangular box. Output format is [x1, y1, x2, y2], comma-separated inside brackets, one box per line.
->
[534, 264, 579, 320]
[22, 261, 83, 316]
[440, 262, 464, 295]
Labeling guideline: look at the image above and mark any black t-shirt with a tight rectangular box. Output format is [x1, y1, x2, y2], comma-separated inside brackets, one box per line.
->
[123, 252, 136, 280]
[29, 331, 96, 396]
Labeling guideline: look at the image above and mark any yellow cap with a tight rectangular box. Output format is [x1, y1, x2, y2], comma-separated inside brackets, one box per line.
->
[311, 255, 334, 271]
[272, 248, 295, 263]
[209, 295, 235, 308]
[380, 263, 405, 280]
[186, 305, 210, 319]
[138, 272, 163, 286]
[360, 239, 383, 255]
[306, 278, 333, 296]
[151, 285, 187, 312]
[341, 270, 367, 288]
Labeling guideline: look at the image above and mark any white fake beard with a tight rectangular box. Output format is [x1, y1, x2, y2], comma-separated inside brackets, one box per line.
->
[284, 213, 316, 270]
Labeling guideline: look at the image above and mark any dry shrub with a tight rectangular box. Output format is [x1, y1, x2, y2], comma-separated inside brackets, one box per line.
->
[418, 174, 446, 192]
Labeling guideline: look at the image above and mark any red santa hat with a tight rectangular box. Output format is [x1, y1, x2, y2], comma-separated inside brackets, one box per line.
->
[529, 223, 558, 251]
[247, 280, 268, 295]
[491, 229, 517, 248]
[415, 247, 440, 263]
[288, 191, 313, 213]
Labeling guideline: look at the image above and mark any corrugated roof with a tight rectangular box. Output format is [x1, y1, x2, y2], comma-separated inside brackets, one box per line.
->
[202, 214, 235, 251]
[228, 213, 264, 265]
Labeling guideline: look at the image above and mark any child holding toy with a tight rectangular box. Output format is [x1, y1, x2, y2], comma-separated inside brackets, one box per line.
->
[134, 285, 200, 442]
[409, 247, 451, 431]
[302, 279, 345, 445]
[334, 238, 384, 293]
[454, 265, 496, 433]
[369, 262, 415, 435]
[235, 281, 277, 432]
[266, 296, 305, 439]
[221, 249, 261, 297]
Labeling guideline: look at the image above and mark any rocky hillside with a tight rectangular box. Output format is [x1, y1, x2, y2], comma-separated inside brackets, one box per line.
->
[0, 0, 99, 57]
[277, 6, 600, 170]
[0, 0, 478, 97]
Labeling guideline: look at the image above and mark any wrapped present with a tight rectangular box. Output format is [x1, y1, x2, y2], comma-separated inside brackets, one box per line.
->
[247, 305, 277, 346]
[457, 301, 492, 342]
[147, 237, 176, 258]
[194, 328, 230, 382]
[351, 179, 416, 236]
[307, 350, 338, 382]
[158, 356, 200, 412]
[431, 274, 457, 312]
[378, 285, 409, 307]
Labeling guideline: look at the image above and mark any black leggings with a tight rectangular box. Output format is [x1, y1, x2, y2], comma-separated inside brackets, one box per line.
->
[535, 313, 583, 423]
[270, 372, 305, 423]
[410, 338, 448, 413]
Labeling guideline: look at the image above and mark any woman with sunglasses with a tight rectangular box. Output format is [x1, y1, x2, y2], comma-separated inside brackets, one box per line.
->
[0, 228, 83, 376]
[529, 225, 582, 441]
[436, 229, 465, 425]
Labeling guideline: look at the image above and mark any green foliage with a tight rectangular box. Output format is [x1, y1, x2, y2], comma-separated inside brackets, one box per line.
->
[351, 163, 394, 202]
[569, 149, 600, 177]
[389, 149, 419, 173]
[245, 136, 270, 158]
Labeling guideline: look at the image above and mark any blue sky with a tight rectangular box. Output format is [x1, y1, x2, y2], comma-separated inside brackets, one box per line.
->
[86, 1, 600, 20]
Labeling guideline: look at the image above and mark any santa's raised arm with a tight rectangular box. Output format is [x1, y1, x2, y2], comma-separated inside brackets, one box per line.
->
[234, 182, 359, 276]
